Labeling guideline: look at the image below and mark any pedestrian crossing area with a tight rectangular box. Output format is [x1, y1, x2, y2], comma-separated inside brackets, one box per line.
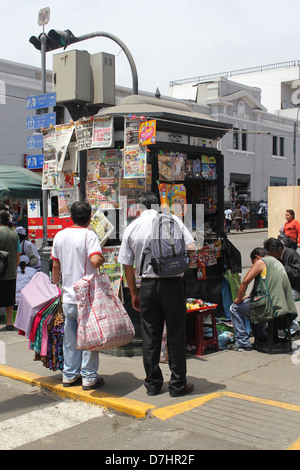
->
[0, 401, 109, 450]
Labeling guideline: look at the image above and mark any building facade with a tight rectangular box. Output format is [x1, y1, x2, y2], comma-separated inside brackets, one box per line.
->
[169, 63, 300, 209]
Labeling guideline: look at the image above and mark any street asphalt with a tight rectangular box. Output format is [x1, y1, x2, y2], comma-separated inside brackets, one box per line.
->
[1, 227, 300, 449]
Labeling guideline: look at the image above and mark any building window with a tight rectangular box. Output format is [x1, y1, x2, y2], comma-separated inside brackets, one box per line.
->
[233, 129, 247, 151]
[233, 130, 239, 149]
[279, 137, 284, 157]
[241, 131, 247, 151]
[272, 136, 285, 156]
[272, 136, 278, 155]
[270, 176, 287, 186]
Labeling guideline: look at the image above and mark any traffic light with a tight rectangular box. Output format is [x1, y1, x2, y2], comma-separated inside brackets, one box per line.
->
[29, 29, 78, 52]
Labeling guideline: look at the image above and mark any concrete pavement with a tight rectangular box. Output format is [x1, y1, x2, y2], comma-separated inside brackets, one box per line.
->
[2, 227, 300, 449]
[1, 323, 300, 449]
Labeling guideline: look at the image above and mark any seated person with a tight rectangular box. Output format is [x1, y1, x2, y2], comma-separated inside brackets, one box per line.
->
[15, 255, 36, 305]
[15, 226, 41, 270]
[263, 237, 300, 339]
[227, 247, 297, 351]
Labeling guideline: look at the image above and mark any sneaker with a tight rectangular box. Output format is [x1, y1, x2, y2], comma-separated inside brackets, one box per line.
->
[291, 331, 300, 341]
[63, 377, 82, 387]
[82, 376, 105, 391]
[169, 383, 195, 397]
[226, 343, 252, 351]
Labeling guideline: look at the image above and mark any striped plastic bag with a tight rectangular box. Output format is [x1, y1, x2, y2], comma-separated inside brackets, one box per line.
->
[74, 271, 135, 351]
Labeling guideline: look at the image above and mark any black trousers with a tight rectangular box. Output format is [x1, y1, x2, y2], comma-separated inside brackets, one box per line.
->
[139, 277, 187, 394]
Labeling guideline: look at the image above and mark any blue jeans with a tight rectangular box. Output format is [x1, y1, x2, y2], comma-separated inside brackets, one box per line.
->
[62, 303, 99, 386]
[230, 298, 266, 348]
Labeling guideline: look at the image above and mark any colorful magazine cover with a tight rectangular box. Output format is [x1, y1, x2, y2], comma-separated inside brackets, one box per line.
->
[123, 146, 147, 178]
[89, 209, 114, 246]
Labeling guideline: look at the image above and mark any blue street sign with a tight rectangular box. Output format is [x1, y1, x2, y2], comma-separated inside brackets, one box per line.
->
[27, 134, 44, 149]
[26, 92, 56, 110]
[26, 154, 44, 170]
[26, 112, 56, 130]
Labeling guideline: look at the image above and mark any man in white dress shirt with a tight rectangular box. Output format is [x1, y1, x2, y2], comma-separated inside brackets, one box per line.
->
[118, 191, 196, 397]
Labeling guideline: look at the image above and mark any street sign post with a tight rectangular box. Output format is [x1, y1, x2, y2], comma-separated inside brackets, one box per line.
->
[26, 92, 56, 110]
[38, 7, 50, 27]
[26, 112, 56, 130]
[26, 154, 44, 170]
[26, 134, 44, 149]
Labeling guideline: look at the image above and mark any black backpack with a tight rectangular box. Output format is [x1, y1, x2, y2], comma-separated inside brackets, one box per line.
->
[140, 212, 190, 277]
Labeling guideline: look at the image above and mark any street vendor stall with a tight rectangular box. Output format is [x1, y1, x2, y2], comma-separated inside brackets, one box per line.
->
[93, 95, 232, 318]
[39, 94, 233, 354]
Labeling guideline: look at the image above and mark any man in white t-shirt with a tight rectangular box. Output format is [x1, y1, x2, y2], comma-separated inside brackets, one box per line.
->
[51, 201, 105, 390]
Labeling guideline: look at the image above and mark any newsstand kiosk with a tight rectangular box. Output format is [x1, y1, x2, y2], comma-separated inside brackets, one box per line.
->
[76, 94, 232, 355]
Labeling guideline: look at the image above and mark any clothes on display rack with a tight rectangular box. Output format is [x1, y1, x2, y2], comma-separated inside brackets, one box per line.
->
[30, 299, 64, 371]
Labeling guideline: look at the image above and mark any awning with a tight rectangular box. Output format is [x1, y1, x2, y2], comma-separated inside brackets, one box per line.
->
[0, 165, 42, 199]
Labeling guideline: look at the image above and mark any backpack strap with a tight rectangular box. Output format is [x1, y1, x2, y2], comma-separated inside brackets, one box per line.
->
[139, 244, 151, 277]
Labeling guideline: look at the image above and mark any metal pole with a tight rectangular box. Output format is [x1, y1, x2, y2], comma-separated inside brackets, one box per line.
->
[39, 32, 51, 274]
[293, 107, 300, 186]
[79, 150, 87, 201]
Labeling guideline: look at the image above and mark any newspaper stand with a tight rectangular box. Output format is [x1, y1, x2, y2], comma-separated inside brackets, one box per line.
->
[186, 304, 219, 357]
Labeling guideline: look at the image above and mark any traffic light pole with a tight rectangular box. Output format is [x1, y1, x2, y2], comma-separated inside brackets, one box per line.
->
[31, 27, 139, 271]
[39, 32, 51, 273]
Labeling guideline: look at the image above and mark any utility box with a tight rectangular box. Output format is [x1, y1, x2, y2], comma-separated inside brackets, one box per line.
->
[53, 50, 91, 104]
[90, 52, 115, 106]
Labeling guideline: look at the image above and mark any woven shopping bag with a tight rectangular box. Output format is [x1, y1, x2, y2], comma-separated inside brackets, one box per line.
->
[74, 270, 135, 351]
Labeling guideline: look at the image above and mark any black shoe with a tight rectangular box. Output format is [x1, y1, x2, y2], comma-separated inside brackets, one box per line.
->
[82, 376, 105, 391]
[5, 325, 14, 331]
[146, 387, 162, 396]
[169, 383, 195, 397]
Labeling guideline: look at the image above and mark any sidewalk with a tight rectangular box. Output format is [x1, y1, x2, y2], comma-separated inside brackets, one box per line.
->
[1, 325, 300, 424]
[227, 227, 268, 235]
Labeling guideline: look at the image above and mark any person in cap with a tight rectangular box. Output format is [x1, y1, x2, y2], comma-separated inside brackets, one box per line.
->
[15, 255, 37, 306]
[15, 226, 41, 270]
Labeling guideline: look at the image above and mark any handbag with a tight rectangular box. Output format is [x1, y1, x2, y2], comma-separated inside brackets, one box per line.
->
[0, 250, 9, 276]
[74, 270, 135, 351]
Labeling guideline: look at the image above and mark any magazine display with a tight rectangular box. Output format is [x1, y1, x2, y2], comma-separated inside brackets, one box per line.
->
[89, 209, 114, 246]
[158, 151, 187, 181]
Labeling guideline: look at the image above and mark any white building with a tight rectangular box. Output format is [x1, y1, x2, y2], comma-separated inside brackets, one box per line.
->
[169, 62, 300, 208]
[0, 58, 54, 167]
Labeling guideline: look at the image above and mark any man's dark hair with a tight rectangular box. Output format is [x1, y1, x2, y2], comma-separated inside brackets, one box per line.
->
[70, 201, 92, 226]
[263, 237, 283, 252]
[0, 210, 10, 226]
[136, 191, 158, 210]
[250, 247, 268, 261]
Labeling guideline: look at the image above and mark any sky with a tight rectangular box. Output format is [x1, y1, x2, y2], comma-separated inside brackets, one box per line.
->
[1, 0, 300, 96]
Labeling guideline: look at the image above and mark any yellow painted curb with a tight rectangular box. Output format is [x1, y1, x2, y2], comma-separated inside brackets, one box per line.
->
[152, 392, 222, 420]
[286, 438, 300, 450]
[223, 391, 300, 414]
[0, 364, 155, 419]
